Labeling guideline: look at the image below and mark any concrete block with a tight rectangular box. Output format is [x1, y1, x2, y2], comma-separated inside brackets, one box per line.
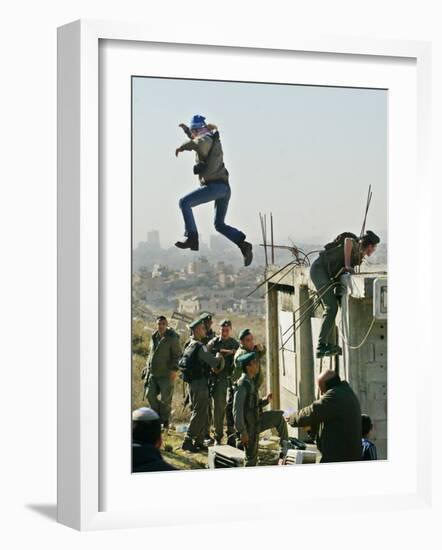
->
[368, 381, 387, 402]
[362, 343, 376, 364]
[365, 363, 387, 383]
[373, 419, 388, 439]
[367, 399, 387, 422]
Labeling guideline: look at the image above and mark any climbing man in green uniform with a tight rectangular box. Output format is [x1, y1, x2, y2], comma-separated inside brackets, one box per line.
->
[179, 317, 224, 452]
[207, 319, 239, 444]
[143, 315, 182, 429]
[310, 230, 380, 358]
[233, 352, 288, 467]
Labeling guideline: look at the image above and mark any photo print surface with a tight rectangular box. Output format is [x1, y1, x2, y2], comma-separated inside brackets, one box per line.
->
[131, 76, 387, 473]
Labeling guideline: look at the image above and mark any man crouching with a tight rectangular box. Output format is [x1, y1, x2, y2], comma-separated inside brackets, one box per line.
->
[233, 351, 288, 466]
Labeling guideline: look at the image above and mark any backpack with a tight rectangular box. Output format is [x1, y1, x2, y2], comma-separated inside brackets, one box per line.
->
[324, 232, 358, 251]
[178, 341, 205, 383]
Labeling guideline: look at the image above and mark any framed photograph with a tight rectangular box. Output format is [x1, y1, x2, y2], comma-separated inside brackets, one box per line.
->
[57, 19, 432, 530]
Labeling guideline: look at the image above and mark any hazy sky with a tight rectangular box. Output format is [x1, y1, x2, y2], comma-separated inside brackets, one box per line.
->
[132, 77, 387, 248]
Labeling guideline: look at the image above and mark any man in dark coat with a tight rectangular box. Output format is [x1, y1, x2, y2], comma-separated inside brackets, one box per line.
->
[287, 370, 362, 463]
[132, 407, 177, 473]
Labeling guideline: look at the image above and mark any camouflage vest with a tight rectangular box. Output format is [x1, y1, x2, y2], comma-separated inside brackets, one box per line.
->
[178, 340, 206, 382]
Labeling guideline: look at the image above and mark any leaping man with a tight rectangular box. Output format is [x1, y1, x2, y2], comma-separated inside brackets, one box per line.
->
[175, 114, 253, 267]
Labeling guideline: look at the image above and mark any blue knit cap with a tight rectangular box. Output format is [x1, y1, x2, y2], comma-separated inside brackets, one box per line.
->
[190, 114, 207, 130]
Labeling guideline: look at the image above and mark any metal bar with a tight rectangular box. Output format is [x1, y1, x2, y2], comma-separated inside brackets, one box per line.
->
[246, 259, 296, 297]
[263, 213, 268, 266]
[259, 212, 268, 266]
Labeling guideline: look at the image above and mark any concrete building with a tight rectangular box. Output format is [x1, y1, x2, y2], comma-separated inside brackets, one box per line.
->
[147, 230, 161, 248]
[187, 256, 212, 276]
[152, 264, 169, 278]
[264, 265, 388, 459]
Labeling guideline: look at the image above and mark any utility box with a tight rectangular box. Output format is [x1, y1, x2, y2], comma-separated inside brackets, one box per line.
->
[373, 278, 388, 320]
[207, 445, 245, 468]
[283, 449, 317, 465]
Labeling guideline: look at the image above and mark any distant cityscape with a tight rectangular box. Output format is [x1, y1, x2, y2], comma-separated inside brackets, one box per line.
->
[132, 230, 388, 320]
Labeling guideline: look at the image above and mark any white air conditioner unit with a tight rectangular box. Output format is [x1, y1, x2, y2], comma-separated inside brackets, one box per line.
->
[283, 449, 317, 465]
[208, 445, 245, 468]
[373, 278, 388, 320]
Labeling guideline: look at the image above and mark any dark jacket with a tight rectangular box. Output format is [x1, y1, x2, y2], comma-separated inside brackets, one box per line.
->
[179, 132, 229, 184]
[132, 442, 176, 473]
[233, 374, 269, 437]
[319, 238, 361, 279]
[289, 380, 362, 463]
[147, 328, 182, 378]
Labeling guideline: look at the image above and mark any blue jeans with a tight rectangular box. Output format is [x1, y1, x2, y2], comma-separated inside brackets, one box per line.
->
[178, 181, 245, 245]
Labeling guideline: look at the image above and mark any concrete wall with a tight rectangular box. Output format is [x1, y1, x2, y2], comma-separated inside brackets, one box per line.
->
[265, 266, 388, 459]
[338, 276, 388, 459]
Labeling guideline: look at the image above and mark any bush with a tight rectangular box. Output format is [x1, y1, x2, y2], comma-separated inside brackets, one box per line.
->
[132, 319, 150, 358]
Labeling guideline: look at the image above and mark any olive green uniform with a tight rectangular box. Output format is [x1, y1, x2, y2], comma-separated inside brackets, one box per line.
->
[144, 328, 182, 424]
[202, 329, 216, 346]
[310, 238, 361, 347]
[233, 373, 288, 467]
[182, 338, 224, 446]
[207, 335, 239, 441]
[289, 379, 362, 463]
[232, 344, 266, 389]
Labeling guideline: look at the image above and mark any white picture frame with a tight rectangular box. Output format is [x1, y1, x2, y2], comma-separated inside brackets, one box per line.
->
[57, 19, 432, 531]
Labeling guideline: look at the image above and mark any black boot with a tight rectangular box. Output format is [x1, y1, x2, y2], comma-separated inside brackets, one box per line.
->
[175, 233, 199, 251]
[238, 240, 253, 267]
[316, 343, 328, 358]
[182, 437, 198, 452]
[324, 344, 342, 357]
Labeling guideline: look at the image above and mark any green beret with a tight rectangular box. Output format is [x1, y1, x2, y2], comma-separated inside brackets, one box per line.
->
[219, 319, 232, 327]
[189, 318, 204, 330]
[238, 328, 251, 340]
[199, 312, 213, 322]
[236, 351, 257, 367]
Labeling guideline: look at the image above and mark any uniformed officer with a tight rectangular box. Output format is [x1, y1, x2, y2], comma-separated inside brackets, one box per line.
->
[207, 319, 240, 444]
[184, 312, 216, 349]
[232, 328, 266, 389]
[179, 318, 224, 452]
[310, 230, 380, 358]
[143, 315, 182, 429]
[233, 352, 288, 467]
[189, 312, 217, 445]
[199, 312, 216, 345]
